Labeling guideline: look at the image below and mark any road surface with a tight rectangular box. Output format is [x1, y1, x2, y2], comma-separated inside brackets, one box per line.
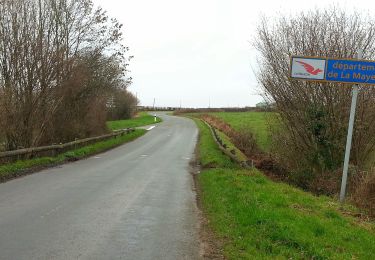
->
[0, 113, 201, 260]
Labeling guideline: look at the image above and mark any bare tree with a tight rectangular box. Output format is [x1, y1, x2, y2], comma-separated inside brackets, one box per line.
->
[255, 8, 375, 190]
[0, 0, 131, 149]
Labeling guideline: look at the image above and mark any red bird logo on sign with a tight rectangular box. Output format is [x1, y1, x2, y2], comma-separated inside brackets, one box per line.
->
[296, 61, 323, 75]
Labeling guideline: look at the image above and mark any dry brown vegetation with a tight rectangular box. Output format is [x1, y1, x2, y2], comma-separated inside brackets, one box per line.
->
[107, 88, 138, 121]
[255, 8, 375, 210]
[200, 114, 259, 157]
[0, 0, 137, 150]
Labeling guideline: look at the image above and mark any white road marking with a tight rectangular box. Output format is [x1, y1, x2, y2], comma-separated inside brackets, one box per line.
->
[146, 126, 156, 131]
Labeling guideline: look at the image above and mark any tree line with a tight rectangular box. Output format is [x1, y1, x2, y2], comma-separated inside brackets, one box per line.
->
[0, 0, 137, 151]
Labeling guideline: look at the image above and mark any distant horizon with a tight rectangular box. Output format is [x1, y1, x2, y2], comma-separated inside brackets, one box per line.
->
[93, 0, 373, 108]
[136, 103, 269, 109]
[137, 101, 266, 109]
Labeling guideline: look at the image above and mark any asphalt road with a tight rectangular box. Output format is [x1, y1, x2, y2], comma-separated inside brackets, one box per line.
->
[0, 113, 201, 260]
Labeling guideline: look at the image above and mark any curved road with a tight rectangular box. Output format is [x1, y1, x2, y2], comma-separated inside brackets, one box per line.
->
[0, 113, 201, 260]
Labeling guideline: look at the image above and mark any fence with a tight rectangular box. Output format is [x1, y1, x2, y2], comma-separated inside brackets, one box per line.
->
[0, 128, 135, 164]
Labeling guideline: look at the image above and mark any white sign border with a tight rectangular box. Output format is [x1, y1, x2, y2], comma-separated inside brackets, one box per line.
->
[290, 56, 327, 81]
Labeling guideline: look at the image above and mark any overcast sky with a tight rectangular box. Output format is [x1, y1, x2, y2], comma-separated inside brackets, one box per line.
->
[92, 0, 371, 108]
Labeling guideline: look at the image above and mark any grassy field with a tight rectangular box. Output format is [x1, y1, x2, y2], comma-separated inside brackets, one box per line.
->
[210, 112, 274, 152]
[107, 112, 162, 130]
[0, 129, 146, 182]
[192, 117, 375, 259]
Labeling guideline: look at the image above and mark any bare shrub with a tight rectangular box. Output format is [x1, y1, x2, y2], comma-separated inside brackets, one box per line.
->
[231, 128, 259, 157]
[255, 8, 375, 193]
[107, 89, 139, 121]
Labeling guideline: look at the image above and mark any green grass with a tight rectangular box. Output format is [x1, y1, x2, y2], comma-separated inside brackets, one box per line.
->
[211, 112, 274, 152]
[0, 129, 146, 181]
[193, 118, 238, 169]
[107, 112, 162, 130]
[193, 117, 375, 260]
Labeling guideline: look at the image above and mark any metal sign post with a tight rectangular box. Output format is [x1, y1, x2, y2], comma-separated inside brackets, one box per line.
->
[339, 50, 362, 202]
[290, 51, 370, 203]
[339, 84, 359, 202]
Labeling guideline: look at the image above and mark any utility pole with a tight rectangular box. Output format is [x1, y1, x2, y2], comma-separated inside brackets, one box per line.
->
[153, 98, 155, 111]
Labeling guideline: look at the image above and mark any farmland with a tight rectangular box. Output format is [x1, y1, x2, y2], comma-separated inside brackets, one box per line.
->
[107, 112, 162, 130]
[210, 112, 274, 152]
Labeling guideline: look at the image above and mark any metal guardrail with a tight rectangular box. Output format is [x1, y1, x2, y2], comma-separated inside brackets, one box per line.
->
[201, 119, 252, 169]
[0, 128, 135, 164]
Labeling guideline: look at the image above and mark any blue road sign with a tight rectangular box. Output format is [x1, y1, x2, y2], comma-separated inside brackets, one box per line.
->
[290, 53, 370, 203]
[291, 56, 375, 85]
[326, 59, 375, 84]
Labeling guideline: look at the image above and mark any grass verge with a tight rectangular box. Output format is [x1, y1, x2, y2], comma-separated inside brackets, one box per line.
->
[193, 118, 238, 169]
[0, 129, 146, 182]
[193, 117, 375, 259]
[107, 112, 162, 130]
